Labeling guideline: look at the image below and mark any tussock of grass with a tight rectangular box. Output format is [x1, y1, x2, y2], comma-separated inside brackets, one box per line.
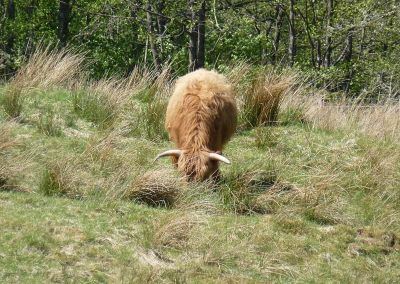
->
[220, 167, 280, 215]
[1, 85, 24, 119]
[254, 126, 279, 149]
[125, 169, 184, 207]
[0, 123, 17, 188]
[39, 160, 92, 198]
[0, 122, 30, 191]
[153, 210, 207, 249]
[240, 69, 297, 128]
[130, 67, 171, 141]
[37, 109, 63, 136]
[1, 44, 85, 118]
[282, 89, 400, 140]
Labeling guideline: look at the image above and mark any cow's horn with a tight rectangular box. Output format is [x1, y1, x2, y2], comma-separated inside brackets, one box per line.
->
[154, 149, 182, 162]
[209, 152, 231, 164]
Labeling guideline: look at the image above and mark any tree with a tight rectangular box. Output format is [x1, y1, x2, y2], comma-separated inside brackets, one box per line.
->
[188, 0, 206, 71]
[58, 0, 74, 46]
[288, 0, 296, 66]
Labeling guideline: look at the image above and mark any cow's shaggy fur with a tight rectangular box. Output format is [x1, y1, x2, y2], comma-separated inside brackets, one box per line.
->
[165, 68, 237, 181]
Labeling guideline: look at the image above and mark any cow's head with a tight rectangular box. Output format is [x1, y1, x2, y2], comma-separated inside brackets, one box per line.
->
[154, 149, 231, 181]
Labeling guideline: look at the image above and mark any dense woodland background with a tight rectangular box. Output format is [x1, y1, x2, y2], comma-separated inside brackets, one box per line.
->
[1, 0, 399, 99]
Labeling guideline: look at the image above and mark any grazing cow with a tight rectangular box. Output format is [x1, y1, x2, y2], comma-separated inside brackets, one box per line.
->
[155, 68, 237, 181]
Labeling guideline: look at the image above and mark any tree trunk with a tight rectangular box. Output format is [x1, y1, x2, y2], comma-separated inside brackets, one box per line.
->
[188, 0, 198, 71]
[197, 0, 206, 69]
[130, 1, 142, 68]
[316, 40, 322, 68]
[58, 0, 72, 46]
[288, 0, 296, 66]
[343, 28, 353, 93]
[5, 0, 15, 55]
[271, 4, 283, 65]
[156, 0, 166, 53]
[298, 5, 316, 67]
[324, 0, 333, 67]
[146, 1, 161, 70]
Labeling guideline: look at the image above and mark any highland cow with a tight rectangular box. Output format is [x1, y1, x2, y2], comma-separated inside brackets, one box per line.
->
[155, 68, 237, 181]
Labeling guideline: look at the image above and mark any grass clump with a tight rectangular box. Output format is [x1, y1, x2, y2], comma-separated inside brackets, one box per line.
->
[39, 165, 70, 197]
[130, 68, 171, 141]
[72, 90, 116, 128]
[132, 87, 168, 141]
[219, 167, 279, 215]
[39, 160, 91, 198]
[125, 169, 183, 207]
[1, 44, 84, 119]
[37, 109, 63, 136]
[0, 123, 17, 188]
[1, 86, 24, 118]
[240, 69, 297, 128]
[0, 122, 29, 191]
[254, 126, 279, 149]
[153, 210, 207, 249]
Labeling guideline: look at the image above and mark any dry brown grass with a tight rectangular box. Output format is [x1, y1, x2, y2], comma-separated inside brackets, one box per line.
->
[240, 69, 298, 127]
[0, 123, 17, 188]
[153, 210, 207, 249]
[2, 44, 85, 118]
[225, 61, 252, 93]
[282, 89, 400, 140]
[39, 159, 95, 198]
[12, 44, 85, 90]
[0, 122, 32, 191]
[125, 169, 185, 207]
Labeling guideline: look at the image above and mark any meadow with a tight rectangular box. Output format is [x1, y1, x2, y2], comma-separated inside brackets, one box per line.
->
[0, 46, 399, 283]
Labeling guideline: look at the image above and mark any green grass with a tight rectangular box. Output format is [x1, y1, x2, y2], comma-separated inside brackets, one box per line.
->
[1, 84, 399, 282]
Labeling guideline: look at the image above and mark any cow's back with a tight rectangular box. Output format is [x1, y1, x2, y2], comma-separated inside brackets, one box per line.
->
[165, 69, 237, 151]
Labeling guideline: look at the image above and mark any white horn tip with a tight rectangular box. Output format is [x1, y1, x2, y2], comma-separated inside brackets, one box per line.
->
[209, 152, 231, 164]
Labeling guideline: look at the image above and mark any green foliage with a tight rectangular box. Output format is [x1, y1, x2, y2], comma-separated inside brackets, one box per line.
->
[1, 0, 399, 99]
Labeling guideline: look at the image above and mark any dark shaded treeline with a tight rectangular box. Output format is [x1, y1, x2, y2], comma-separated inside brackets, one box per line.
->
[1, 0, 399, 98]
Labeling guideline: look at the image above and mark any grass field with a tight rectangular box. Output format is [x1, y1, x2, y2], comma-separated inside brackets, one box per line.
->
[1, 48, 399, 282]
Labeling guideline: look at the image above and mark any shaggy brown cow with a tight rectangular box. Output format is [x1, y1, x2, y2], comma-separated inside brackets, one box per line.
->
[155, 68, 237, 181]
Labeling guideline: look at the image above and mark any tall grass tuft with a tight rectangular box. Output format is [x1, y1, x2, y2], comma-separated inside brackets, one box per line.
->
[130, 67, 172, 141]
[0, 122, 32, 191]
[281, 88, 400, 140]
[71, 66, 159, 129]
[1, 44, 85, 118]
[38, 160, 92, 198]
[153, 210, 207, 249]
[0, 123, 18, 188]
[240, 69, 297, 128]
[37, 109, 63, 136]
